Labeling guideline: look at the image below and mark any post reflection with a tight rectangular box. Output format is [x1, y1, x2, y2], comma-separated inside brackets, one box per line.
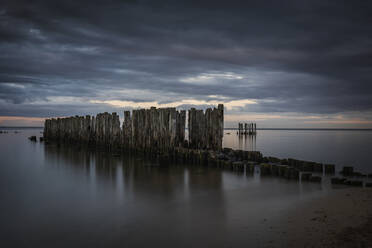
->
[44, 143, 226, 209]
[43, 143, 228, 243]
[234, 132, 257, 151]
[244, 134, 256, 151]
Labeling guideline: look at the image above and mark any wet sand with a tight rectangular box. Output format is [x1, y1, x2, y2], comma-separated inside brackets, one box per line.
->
[266, 188, 372, 247]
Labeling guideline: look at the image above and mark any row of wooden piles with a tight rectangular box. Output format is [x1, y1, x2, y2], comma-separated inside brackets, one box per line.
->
[188, 104, 224, 150]
[218, 148, 335, 181]
[238, 122, 256, 135]
[150, 147, 337, 184]
[44, 105, 224, 151]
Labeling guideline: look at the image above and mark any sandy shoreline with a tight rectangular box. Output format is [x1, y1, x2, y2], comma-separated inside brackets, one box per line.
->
[265, 187, 372, 247]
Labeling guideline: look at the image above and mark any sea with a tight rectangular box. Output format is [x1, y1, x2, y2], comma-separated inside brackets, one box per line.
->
[0, 127, 371, 247]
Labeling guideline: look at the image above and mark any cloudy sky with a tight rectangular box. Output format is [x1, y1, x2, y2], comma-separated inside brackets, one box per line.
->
[1, 0, 372, 127]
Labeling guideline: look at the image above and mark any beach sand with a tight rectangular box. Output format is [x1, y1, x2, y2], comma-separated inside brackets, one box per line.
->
[264, 187, 372, 247]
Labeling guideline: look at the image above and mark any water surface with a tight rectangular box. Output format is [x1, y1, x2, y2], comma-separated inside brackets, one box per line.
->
[0, 128, 371, 247]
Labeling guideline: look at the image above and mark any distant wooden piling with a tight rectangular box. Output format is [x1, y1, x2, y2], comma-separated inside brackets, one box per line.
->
[237, 122, 257, 135]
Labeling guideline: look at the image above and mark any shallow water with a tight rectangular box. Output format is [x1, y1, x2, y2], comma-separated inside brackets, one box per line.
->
[0, 128, 370, 247]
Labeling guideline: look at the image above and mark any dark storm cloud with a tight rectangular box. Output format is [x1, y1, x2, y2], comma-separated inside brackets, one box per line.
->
[0, 0, 372, 118]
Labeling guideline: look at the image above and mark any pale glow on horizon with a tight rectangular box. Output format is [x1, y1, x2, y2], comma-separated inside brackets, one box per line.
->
[1, 113, 372, 128]
[0, 116, 45, 126]
[90, 98, 257, 110]
[225, 113, 323, 122]
[303, 120, 372, 125]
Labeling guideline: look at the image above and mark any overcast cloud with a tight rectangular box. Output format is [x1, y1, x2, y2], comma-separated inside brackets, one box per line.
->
[1, 0, 372, 127]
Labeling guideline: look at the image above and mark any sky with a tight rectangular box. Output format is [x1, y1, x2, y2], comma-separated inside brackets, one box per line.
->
[0, 0, 372, 128]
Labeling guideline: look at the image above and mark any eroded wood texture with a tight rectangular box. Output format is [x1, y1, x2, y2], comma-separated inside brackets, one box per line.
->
[44, 105, 222, 151]
[188, 104, 224, 150]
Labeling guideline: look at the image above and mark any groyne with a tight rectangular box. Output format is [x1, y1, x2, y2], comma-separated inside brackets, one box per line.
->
[44, 105, 224, 151]
[43, 104, 372, 187]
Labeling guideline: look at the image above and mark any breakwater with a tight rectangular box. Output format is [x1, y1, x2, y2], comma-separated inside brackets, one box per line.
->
[44, 105, 224, 151]
[43, 105, 372, 187]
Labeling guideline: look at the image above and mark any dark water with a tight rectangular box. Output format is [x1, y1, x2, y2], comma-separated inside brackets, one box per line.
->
[0, 128, 371, 247]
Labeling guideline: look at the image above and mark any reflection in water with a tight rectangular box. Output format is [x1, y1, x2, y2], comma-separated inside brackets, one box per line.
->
[42, 143, 232, 247]
[44, 143, 225, 205]
[226, 132, 257, 152]
[1, 129, 340, 247]
[245, 134, 256, 151]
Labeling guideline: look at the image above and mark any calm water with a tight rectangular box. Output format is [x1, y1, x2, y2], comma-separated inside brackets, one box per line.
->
[0, 128, 371, 247]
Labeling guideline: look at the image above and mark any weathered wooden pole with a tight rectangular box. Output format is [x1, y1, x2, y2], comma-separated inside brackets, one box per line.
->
[123, 111, 132, 148]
